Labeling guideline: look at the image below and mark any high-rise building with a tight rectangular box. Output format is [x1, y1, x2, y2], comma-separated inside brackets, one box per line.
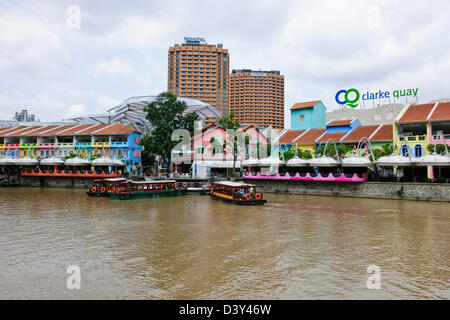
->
[168, 38, 229, 124]
[229, 69, 284, 129]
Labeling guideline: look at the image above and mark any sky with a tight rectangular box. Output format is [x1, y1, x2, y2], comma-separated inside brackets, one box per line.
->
[0, 0, 449, 128]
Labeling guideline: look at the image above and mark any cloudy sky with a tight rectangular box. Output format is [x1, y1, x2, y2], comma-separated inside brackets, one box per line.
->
[1, 0, 449, 127]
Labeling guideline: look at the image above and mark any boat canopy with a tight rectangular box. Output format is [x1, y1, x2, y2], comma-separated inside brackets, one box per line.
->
[214, 181, 256, 188]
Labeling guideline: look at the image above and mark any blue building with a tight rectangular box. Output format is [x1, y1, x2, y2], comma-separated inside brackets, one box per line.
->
[290, 100, 327, 130]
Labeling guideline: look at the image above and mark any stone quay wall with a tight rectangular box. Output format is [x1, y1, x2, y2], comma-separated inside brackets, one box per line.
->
[243, 180, 450, 202]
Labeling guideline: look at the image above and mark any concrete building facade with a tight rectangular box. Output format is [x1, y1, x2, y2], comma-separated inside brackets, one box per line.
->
[168, 39, 229, 124]
[229, 69, 284, 129]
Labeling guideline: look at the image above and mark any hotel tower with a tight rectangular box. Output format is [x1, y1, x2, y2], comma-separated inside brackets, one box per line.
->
[229, 69, 284, 129]
[168, 37, 229, 124]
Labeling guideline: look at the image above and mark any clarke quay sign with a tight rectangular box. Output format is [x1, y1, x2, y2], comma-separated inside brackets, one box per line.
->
[335, 87, 419, 108]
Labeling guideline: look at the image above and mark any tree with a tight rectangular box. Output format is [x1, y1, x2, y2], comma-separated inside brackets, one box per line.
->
[218, 112, 242, 175]
[142, 92, 199, 169]
[315, 144, 352, 158]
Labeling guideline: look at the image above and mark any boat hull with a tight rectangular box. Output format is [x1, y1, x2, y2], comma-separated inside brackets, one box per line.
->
[110, 189, 182, 200]
[86, 191, 110, 197]
[210, 192, 266, 205]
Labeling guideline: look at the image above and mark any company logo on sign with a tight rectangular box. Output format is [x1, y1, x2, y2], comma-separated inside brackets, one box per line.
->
[184, 36, 206, 42]
[336, 88, 419, 108]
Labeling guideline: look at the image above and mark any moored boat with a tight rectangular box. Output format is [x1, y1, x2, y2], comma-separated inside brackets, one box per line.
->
[110, 180, 181, 200]
[210, 181, 266, 205]
[87, 178, 128, 197]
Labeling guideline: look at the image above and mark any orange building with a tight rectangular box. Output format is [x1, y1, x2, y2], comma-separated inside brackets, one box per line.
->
[229, 69, 284, 129]
[168, 38, 229, 124]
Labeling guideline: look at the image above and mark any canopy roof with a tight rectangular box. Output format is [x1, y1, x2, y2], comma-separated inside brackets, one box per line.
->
[68, 95, 221, 133]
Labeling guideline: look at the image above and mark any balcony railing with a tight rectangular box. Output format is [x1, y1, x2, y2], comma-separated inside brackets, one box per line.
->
[110, 141, 128, 148]
[92, 142, 110, 148]
[38, 142, 56, 148]
[21, 143, 38, 149]
[57, 142, 74, 147]
[74, 142, 91, 148]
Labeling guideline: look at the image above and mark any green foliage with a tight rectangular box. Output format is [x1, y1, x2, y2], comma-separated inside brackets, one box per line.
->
[89, 153, 102, 161]
[315, 144, 352, 158]
[283, 148, 313, 161]
[427, 144, 447, 155]
[142, 92, 199, 167]
[63, 152, 77, 160]
[369, 143, 393, 161]
[216, 112, 243, 174]
[122, 170, 129, 178]
[140, 134, 156, 168]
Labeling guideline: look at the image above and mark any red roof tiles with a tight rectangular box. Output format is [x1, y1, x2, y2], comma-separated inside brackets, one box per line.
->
[278, 130, 306, 144]
[428, 102, 450, 121]
[315, 131, 348, 143]
[370, 124, 393, 142]
[398, 103, 434, 123]
[341, 125, 379, 143]
[0, 124, 137, 137]
[293, 128, 326, 144]
[290, 100, 321, 110]
[328, 119, 352, 127]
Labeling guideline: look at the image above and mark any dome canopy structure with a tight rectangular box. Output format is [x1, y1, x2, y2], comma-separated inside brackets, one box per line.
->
[67, 95, 222, 133]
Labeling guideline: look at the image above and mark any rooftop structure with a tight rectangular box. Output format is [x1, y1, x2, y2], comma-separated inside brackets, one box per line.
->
[66, 95, 221, 133]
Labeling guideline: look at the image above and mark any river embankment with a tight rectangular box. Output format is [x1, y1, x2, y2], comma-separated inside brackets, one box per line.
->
[243, 179, 450, 202]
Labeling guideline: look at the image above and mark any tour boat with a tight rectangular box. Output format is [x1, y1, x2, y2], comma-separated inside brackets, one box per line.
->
[87, 178, 128, 197]
[109, 180, 181, 200]
[210, 181, 266, 205]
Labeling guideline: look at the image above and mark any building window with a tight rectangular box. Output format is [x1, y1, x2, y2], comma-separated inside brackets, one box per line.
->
[401, 145, 409, 157]
[415, 145, 423, 158]
[299, 114, 305, 121]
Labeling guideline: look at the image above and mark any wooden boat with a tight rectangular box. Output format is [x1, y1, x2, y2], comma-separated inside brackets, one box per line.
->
[210, 181, 266, 205]
[109, 180, 181, 200]
[87, 178, 127, 197]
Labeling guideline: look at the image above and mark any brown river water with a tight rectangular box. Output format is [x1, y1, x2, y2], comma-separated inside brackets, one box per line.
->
[0, 187, 448, 299]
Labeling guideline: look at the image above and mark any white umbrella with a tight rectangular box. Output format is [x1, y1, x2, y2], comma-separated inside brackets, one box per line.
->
[308, 156, 340, 167]
[414, 153, 450, 167]
[40, 157, 65, 166]
[92, 156, 117, 166]
[0, 157, 16, 165]
[376, 154, 413, 167]
[259, 156, 285, 166]
[15, 156, 38, 166]
[286, 156, 309, 167]
[65, 157, 90, 166]
[242, 157, 260, 167]
[341, 156, 373, 167]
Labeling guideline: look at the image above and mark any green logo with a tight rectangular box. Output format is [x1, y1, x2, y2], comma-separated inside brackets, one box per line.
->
[336, 88, 360, 108]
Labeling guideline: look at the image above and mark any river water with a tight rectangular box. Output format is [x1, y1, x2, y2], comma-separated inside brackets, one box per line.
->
[0, 187, 448, 299]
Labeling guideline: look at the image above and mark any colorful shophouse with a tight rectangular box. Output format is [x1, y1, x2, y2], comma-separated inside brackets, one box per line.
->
[0, 123, 142, 170]
[188, 124, 268, 178]
[394, 102, 450, 178]
[290, 100, 326, 130]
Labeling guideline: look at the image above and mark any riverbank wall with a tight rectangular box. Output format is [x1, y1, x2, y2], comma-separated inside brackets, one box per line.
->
[243, 180, 450, 202]
[17, 176, 95, 188]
